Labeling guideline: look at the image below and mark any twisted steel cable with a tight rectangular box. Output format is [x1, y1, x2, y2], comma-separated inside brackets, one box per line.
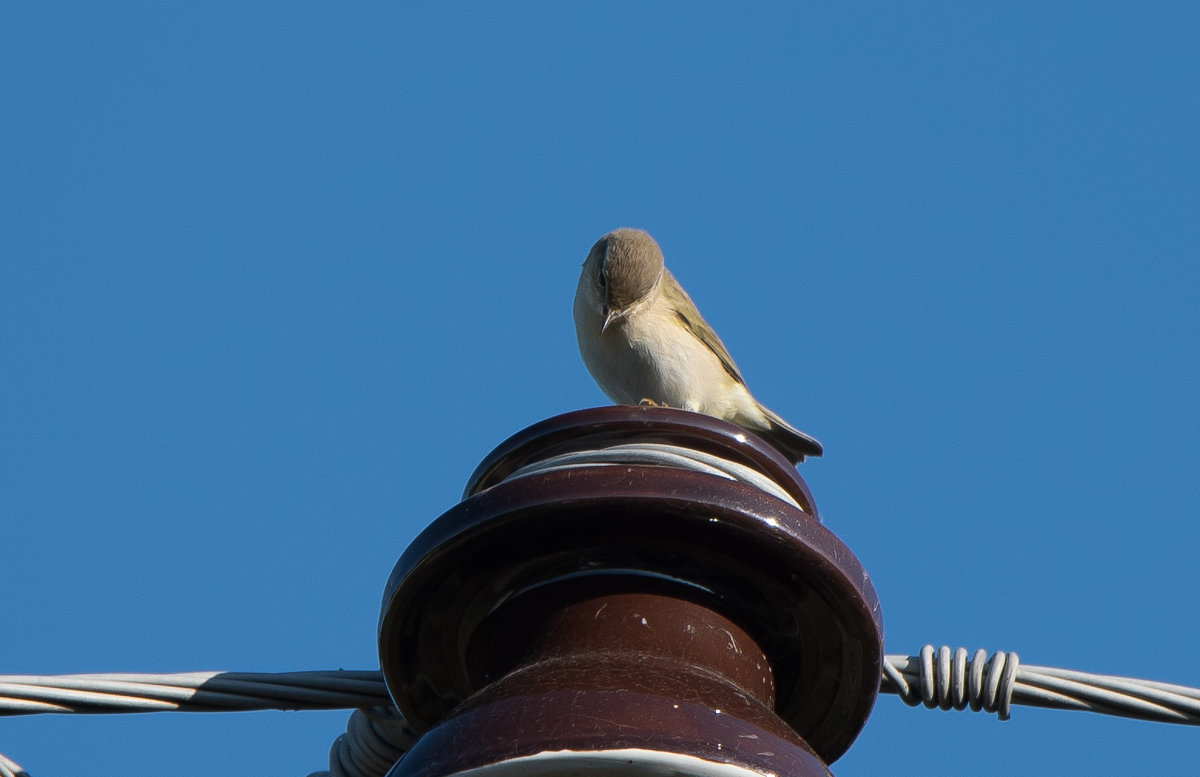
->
[3, 648, 1199, 775]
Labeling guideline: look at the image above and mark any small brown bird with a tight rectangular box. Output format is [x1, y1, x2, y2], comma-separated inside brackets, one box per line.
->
[573, 227, 822, 462]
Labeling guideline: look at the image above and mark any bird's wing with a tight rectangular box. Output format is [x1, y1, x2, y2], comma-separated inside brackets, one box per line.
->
[661, 269, 746, 384]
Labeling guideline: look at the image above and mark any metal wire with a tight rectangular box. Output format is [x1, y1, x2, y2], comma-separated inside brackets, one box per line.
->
[314, 705, 417, 777]
[882, 646, 1020, 719]
[0, 670, 389, 716]
[3, 649, 1199, 775]
[881, 645, 1200, 725]
[502, 442, 804, 510]
[0, 670, 390, 777]
[0, 753, 29, 777]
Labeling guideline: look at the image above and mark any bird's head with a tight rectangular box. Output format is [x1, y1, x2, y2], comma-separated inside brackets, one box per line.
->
[582, 227, 665, 333]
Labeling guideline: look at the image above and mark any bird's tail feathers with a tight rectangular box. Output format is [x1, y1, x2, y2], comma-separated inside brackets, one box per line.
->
[757, 404, 823, 463]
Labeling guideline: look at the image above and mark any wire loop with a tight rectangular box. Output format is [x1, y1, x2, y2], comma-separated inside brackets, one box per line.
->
[320, 706, 417, 777]
[889, 645, 1020, 720]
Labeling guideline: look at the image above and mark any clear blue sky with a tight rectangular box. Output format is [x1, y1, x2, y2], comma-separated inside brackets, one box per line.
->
[3, 3, 1198, 775]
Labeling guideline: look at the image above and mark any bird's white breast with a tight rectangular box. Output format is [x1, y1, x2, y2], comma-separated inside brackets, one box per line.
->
[574, 279, 751, 419]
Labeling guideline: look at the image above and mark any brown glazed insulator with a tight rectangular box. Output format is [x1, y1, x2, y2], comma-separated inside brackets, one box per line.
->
[379, 407, 882, 776]
[462, 404, 819, 515]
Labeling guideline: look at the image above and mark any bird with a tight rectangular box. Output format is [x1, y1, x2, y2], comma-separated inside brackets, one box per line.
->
[573, 227, 822, 463]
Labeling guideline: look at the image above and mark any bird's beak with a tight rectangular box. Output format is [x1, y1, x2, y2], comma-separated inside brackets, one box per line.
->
[600, 305, 615, 334]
